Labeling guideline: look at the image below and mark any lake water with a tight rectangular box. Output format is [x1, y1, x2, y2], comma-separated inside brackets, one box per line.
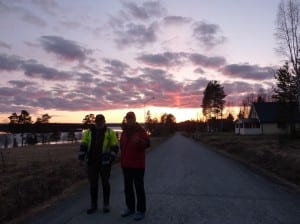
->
[0, 126, 122, 149]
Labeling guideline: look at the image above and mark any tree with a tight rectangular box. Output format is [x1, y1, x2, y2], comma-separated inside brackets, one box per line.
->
[160, 113, 177, 135]
[273, 63, 298, 134]
[202, 80, 226, 120]
[160, 113, 176, 124]
[273, 63, 298, 102]
[257, 88, 268, 102]
[226, 113, 234, 122]
[8, 110, 32, 147]
[36, 113, 52, 123]
[275, 0, 300, 106]
[18, 110, 32, 124]
[145, 110, 153, 133]
[82, 114, 95, 129]
[35, 114, 52, 144]
[8, 113, 18, 124]
[144, 110, 160, 136]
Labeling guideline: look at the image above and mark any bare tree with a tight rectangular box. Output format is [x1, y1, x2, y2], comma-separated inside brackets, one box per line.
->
[275, 0, 300, 107]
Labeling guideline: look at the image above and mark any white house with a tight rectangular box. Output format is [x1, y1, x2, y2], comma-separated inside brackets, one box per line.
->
[235, 102, 300, 135]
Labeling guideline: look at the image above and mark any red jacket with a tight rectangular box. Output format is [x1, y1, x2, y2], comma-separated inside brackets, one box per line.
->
[120, 124, 149, 168]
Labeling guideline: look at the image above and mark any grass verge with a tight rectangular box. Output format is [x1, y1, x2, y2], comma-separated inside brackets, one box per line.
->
[1, 136, 168, 224]
[186, 132, 300, 189]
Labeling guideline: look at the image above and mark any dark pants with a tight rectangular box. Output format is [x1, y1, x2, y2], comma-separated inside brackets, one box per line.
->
[88, 163, 111, 208]
[122, 168, 146, 213]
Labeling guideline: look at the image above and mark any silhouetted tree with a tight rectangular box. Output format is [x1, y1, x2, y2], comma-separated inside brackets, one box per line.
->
[19, 110, 32, 124]
[272, 64, 298, 134]
[160, 113, 177, 134]
[257, 88, 268, 102]
[82, 114, 95, 129]
[227, 113, 234, 122]
[275, 0, 300, 107]
[145, 110, 153, 133]
[36, 113, 52, 124]
[273, 63, 298, 103]
[8, 113, 18, 124]
[35, 114, 52, 144]
[202, 80, 226, 120]
[8, 110, 32, 147]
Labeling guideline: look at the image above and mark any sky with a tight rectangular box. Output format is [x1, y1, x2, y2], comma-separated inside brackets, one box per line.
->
[0, 0, 284, 123]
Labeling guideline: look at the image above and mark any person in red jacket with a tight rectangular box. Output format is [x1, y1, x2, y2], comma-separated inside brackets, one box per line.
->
[120, 111, 150, 221]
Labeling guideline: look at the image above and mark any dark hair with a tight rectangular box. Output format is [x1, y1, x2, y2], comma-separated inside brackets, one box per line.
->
[95, 114, 105, 121]
[125, 111, 136, 119]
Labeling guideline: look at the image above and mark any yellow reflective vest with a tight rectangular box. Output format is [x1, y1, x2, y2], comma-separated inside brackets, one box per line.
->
[81, 127, 118, 153]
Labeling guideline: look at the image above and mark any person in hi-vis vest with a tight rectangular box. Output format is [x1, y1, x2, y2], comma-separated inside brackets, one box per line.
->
[78, 114, 119, 214]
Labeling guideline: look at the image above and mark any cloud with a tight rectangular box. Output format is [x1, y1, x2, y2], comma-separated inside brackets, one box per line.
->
[0, 86, 16, 97]
[184, 78, 208, 93]
[76, 73, 99, 87]
[22, 12, 47, 27]
[114, 22, 158, 48]
[163, 16, 192, 26]
[22, 62, 73, 80]
[39, 36, 88, 61]
[0, 50, 275, 113]
[0, 41, 11, 49]
[0, 1, 22, 14]
[222, 81, 271, 104]
[0, 54, 22, 71]
[193, 21, 226, 50]
[8, 80, 37, 88]
[0, 1, 50, 28]
[141, 67, 182, 93]
[137, 52, 185, 67]
[223, 81, 258, 95]
[59, 20, 81, 30]
[189, 53, 226, 69]
[31, 0, 59, 15]
[0, 66, 274, 114]
[0, 53, 77, 81]
[137, 51, 226, 69]
[122, 1, 166, 21]
[0, 85, 50, 113]
[103, 58, 130, 76]
[109, 1, 165, 48]
[221, 64, 274, 80]
[194, 67, 205, 74]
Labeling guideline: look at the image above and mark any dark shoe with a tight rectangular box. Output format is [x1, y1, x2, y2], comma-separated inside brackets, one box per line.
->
[121, 208, 134, 217]
[103, 205, 110, 213]
[134, 212, 145, 221]
[86, 207, 97, 214]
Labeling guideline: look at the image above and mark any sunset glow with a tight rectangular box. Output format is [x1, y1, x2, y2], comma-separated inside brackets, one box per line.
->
[0, 0, 282, 124]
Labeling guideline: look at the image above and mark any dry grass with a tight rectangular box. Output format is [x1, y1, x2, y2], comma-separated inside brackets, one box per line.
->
[0, 137, 167, 224]
[0, 143, 85, 223]
[189, 132, 300, 187]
